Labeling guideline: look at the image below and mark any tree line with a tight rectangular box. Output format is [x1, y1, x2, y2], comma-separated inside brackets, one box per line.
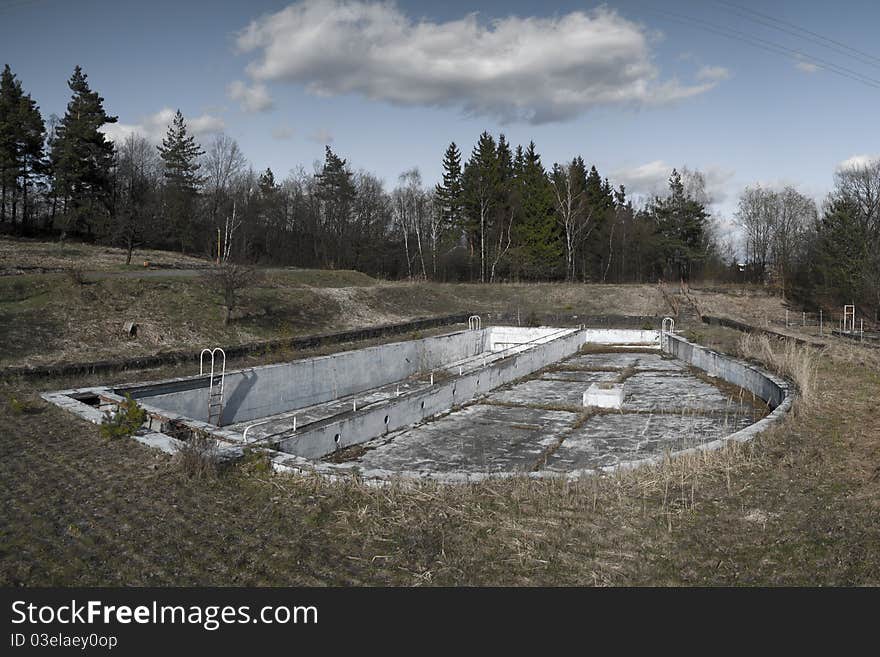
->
[734, 163, 880, 319]
[0, 64, 722, 283]
[1, 63, 876, 318]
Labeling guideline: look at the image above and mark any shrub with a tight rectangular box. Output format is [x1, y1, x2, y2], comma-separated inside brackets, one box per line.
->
[67, 268, 86, 286]
[175, 433, 219, 479]
[100, 394, 146, 440]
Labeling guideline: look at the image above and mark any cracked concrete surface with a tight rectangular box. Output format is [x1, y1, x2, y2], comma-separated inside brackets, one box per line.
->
[340, 350, 767, 475]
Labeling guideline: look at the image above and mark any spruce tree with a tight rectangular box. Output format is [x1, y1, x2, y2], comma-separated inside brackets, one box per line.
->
[462, 131, 499, 282]
[434, 142, 464, 239]
[157, 109, 204, 252]
[51, 66, 117, 238]
[514, 141, 560, 279]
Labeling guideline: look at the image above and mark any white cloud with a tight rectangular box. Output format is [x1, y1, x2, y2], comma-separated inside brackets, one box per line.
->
[696, 66, 730, 82]
[309, 128, 334, 144]
[100, 107, 225, 144]
[612, 160, 672, 198]
[227, 80, 273, 112]
[838, 154, 879, 170]
[188, 113, 226, 136]
[795, 60, 819, 74]
[234, 0, 724, 124]
[612, 160, 735, 206]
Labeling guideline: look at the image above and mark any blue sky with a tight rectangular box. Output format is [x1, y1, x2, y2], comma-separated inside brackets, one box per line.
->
[2, 0, 879, 245]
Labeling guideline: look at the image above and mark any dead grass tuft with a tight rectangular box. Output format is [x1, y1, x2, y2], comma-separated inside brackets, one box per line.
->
[737, 333, 820, 406]
[174, 434, 220, 480]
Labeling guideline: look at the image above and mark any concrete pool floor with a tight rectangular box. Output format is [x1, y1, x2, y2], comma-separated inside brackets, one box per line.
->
[337, 351, 767, 475]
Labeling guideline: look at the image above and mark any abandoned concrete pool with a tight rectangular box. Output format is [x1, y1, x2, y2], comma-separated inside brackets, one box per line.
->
[43, 319, 792, 483]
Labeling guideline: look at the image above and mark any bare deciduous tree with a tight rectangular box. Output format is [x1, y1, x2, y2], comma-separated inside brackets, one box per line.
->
[204, 262, 259, 324]
[114, 132, 160, 264]
[551, 160, 592, 282]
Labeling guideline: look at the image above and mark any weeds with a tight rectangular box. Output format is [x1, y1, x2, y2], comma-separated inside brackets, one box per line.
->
[8, 396, 43, 415]
[737, 333, 821, 405]
[174, 433, 220, 479]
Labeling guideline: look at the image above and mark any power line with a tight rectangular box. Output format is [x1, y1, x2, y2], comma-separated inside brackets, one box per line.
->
[711, 0, 880, 69]
[638, 5, 880, 91]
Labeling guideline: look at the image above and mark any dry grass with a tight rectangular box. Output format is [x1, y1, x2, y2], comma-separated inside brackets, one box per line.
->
[0, 235, 211, 272]
[2, 325, 879, 585]
[2, 259, 879, 585]
[737, 333, 821, 405]
[173, 434, 221, 480]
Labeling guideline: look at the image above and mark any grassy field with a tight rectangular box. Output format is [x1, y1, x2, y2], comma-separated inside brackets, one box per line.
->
[1, 239, 877, 585]
[0, 269, 690, 367]
[0, 235, 212, 272]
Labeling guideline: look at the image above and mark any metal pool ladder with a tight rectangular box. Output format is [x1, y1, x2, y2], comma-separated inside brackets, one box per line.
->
[200, 347, 226, 425]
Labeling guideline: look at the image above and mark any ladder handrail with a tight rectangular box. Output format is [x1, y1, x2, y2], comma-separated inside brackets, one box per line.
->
[468, 315, 481, 331]
[661, 317, 675, 351]
[199, 347, 226, 425]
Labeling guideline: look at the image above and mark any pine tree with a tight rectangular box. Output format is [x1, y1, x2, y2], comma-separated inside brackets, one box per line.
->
[0, 65, 20, 224]
[0, 65, 46, 230]
[649, 169, 710, 281]
[51, 66, 117, 238]
[157, 109, 204, 252]
[316, 146, 355, 267]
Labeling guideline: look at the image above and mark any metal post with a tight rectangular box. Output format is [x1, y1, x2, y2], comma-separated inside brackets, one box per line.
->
[861, 319, 864, 342]
[819, 310, 823, 336]
[802, 311, 805, 327]
[786, 309, 789, 327]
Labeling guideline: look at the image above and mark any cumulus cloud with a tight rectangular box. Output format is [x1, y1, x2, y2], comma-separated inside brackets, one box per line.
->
[612, 160, 735, 206]
[612, 160, 672, 198]
[101, 107, 225, 144]
[838, 153, 879, 170]
[234, 0, 724, 124]
[227, 80, 273, 112]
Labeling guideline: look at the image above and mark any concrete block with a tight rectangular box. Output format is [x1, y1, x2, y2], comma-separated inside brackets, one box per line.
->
[583, 382, 625, 409]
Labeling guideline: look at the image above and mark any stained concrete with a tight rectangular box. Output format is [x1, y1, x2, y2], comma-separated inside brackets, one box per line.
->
[354, 404, 576, 474]
[621, 372, 737, 412]
[544, 413, 756, 471]
[563, 352, 685, 371]
[341, 349, 767, 476]
[539, 370, 620, 384]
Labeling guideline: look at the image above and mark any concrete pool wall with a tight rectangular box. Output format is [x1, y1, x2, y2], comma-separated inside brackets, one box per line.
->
[41, 322, 792, 483]
[116, 328, 499, 425]
[276, 326, 590, 459]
